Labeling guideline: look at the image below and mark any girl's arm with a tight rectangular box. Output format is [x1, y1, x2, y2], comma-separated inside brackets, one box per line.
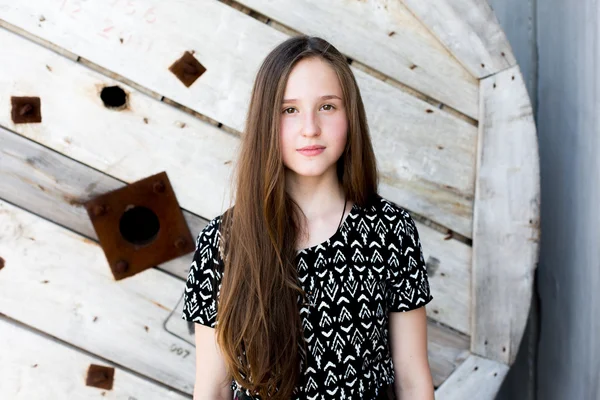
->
[388, 306, 435, 400]
[193, 324, 233, 400]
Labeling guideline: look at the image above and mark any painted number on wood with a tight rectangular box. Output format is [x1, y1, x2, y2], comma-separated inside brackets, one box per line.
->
[170, 343, 191, 359]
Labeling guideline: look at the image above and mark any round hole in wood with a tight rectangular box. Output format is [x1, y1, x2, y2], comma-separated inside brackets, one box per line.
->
[119, 205, 160, 246]
[100, 85, 128, 109]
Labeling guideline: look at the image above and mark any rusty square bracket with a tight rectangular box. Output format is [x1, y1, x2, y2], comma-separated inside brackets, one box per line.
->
[168, 51, 206, 87]
[11, 96, 42, 124]
[85, 364, 114, 390]
[84, 171, 194, 280]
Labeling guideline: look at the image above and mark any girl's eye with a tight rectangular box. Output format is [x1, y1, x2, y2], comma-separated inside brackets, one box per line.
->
[282, 104, 335, 114]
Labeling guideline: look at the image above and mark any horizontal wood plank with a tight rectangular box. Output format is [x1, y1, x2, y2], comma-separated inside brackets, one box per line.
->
[435, 354, 509, 399]
[0, 317, 188, 399]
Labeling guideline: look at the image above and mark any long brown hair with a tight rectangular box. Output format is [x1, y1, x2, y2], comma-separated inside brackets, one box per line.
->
[215, 35, 379, 398]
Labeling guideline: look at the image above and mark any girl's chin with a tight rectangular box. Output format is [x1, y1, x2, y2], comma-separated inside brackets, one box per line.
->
[285, 166, 335, 178]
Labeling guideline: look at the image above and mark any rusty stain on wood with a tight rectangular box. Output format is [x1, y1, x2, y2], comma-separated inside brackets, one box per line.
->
[168, 51, 206, 88]
[11, 96, 42, 124]
[86, 364, 114, 390]
[151, 300, 170, 312]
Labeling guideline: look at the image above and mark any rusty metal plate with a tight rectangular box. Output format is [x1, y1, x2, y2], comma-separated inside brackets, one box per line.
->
[168, 51, 206, 87]
[85, 364, 114, 390]
[84, 171, 194, 280]
[11, 96, 42, 124]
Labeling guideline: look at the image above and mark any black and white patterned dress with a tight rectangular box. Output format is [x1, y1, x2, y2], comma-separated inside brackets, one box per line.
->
[181, 194, 433, 399]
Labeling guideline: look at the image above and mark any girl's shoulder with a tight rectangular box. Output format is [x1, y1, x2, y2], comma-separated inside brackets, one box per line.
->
[360, 193, 414, 223]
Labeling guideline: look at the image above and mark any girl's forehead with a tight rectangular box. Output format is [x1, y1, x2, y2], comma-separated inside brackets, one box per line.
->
[284, 58, 342, 98]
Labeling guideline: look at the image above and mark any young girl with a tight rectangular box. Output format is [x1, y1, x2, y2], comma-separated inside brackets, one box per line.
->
[182, 35, 434, 400]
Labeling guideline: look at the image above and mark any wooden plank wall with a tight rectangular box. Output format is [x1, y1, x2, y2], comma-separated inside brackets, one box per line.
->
[0, 316, 188, 400]
[0, 42, 470, 335]
[0, 4, 475, 335]
[0, 0, 541, 396]
[0, 0, 478, 238]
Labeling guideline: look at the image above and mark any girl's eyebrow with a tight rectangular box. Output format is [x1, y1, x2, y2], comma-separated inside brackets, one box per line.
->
[282, 95, 342, 103]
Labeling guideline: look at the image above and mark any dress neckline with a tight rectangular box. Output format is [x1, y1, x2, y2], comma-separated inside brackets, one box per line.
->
[295, 202, 358, 255]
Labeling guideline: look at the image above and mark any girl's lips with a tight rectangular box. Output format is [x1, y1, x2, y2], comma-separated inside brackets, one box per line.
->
[297, 148, 325, 156]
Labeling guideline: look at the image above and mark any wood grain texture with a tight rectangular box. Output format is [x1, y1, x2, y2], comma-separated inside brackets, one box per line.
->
[0, 317, 188, 399]
[471, 65, 540, 364]
[0, 200, 197, 394]
[0, 1, 479, 237]
[235, 0, 479, 118]
[0, 125, 471, 333]
[435, 354, 509, 399]
[0, 126, 207, 280]
[0, 27, 238, 221]
[400, 0, 516, 78]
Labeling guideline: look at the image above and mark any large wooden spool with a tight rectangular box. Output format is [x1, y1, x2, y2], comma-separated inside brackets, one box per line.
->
[0, 1, 539, 398]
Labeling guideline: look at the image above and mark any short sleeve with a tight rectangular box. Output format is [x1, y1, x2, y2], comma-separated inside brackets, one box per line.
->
[181, 216, 224, 328]
[386, 208, 433, 312]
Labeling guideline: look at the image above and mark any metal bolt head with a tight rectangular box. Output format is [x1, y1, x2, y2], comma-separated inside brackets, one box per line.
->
[92, 204, 107, 217]
[114, 259, 129, 274]
[153, 181, 165, 194]
[174, 237, 186, 249]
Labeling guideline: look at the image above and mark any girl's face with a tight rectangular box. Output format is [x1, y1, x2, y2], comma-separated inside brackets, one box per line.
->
[279, 57, 348, 180]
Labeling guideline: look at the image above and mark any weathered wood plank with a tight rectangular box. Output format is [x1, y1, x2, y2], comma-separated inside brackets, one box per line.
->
[435, 354, 509, 399]
[0, 200, 197, 394]
[400, 0, 516, 78]
[471, 65, 540, 364]
[0, 125, 472, 334]
[0, 317, 188, 400]
[234, 0, 479, 118]
[166, 294, 470, 388]
[0, 126, 207, 280]
[418, 225, 471, 334]
[0, 1, 479, 237]
[0, 28, 237, 221]
[427, 321, 470, 387]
